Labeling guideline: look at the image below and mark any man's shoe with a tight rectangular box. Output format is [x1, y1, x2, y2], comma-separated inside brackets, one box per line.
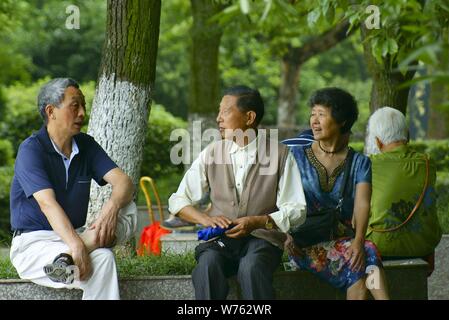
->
[43, 253, 76, 284]
[161, 215, 198, 231]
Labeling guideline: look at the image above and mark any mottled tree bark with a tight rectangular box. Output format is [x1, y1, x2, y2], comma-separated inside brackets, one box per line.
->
[277, 21, 350, 131]
[187, 0, 225, 166]
[361, 26, 416, 115]
[86, 0, 161, 224]
[189, 0, 224, 115]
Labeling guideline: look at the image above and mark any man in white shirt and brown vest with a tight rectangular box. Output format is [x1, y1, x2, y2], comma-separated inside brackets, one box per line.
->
[168, 86, 307, 299]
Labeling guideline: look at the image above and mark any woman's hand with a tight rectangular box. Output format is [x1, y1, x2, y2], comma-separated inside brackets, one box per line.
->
[284, 233, 304, 257]
[345, 238, 366, 272]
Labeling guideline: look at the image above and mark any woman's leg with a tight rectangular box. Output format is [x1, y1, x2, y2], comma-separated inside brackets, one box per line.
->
[346, 277, 368, 300]
[368, 266, 390, 300]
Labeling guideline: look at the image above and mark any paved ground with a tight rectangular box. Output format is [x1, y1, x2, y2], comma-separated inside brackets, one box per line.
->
[428, 235, 449, 299]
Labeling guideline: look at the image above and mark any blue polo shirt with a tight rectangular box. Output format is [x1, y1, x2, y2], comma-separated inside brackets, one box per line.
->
[10, 126, 118, 231]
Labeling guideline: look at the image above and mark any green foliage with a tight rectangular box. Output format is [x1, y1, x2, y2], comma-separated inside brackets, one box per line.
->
[140, 104, 187, 180]
[0, 79, 95, 154]
[220, 31, 280, 125]
[137, 171, 184, 207]
[0, 0, 33, 85]
[0, 0, 107, 83]
[152, 0, 191, 119]
[0, 140, 13, 167]
[0, 166, 13, 244]
[410, 140, 449, 172]
[436, 171, 449, 234]
[351, 140, 449, 171]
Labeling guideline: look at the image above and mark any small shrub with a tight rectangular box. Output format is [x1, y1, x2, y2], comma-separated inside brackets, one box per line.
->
[0, 166, 13, 244]
[0, 140, 13, 166]
[436, 171, 449, 234]
[140, 104, 187, 180]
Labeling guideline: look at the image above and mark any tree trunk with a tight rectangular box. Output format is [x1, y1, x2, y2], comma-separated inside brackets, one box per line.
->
[278, 49, 302, 132]
[427, 27, 449, 139]
[361, 27, 416, 115]
[189, 0, 224, 115]
[277, 21, 350, 132]
[86, 0, 161, 224]
[184, 0, 224, 170]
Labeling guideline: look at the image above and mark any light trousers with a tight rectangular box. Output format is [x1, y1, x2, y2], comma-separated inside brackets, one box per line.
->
[10, 201, 138, 300]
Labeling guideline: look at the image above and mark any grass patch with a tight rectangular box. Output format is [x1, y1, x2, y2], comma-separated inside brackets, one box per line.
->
[0, 257, 18, 279]
[116, 252, 196, 277]
[0, 252, 196, 279]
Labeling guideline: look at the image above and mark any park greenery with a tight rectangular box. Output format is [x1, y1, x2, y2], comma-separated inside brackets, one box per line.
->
[0, 0, 448, 245]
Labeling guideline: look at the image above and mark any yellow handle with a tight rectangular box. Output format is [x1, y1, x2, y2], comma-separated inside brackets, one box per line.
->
[139, 176, 164, 224]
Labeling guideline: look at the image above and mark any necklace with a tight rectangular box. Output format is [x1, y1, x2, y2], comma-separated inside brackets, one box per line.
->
[318, 141, 347, 154]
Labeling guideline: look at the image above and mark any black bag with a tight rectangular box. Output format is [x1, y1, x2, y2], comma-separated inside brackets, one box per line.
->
[292, 148, 355, 248]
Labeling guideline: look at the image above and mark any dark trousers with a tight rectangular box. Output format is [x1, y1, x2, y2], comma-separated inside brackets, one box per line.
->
[192, 236, 282, 300]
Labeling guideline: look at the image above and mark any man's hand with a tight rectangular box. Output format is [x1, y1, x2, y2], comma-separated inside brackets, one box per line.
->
[71, 242, 92, 281]
[89, 200, 120, 248]
[201, 215, 232, 229]
[225, 216, 264, 238]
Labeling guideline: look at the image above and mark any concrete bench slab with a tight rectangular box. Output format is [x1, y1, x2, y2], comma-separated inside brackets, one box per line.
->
[0, 258, 428, 300]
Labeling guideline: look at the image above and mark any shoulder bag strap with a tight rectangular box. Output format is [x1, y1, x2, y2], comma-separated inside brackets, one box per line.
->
[369, 155, 430, 233]
[336, 147, 355, 210]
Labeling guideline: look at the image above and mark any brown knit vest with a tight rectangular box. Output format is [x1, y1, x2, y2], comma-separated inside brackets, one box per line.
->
[204, 133, 289, 248]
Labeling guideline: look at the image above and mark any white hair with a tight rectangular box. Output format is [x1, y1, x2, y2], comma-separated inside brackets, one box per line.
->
[366, 106, 408, 155]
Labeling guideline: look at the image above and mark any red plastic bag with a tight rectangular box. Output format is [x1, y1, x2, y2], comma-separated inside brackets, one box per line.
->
[137, 221, 171, 256]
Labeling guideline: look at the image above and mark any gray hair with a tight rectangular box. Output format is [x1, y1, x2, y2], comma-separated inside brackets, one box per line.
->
[37, 78, 79, 123]
[366, 106, 408, 155]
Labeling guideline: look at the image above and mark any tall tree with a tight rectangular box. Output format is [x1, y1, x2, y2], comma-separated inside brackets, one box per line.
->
[427, 25, 449, 138]
[277, 21, 350, 133]
[86, 0, 161, 224]
[188, 0, 226, 160]
[360, 26, 416, 115]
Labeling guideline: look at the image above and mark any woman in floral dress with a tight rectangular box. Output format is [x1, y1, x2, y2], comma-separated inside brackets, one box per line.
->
[285, 87, 389, 299]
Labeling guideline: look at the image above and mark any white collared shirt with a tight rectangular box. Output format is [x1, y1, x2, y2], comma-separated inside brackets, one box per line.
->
[50, 138, 79, 186]
[168, 138, 307, 233]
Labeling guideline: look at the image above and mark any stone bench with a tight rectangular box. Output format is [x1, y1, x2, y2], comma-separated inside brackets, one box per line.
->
[0, 258, 428, 300]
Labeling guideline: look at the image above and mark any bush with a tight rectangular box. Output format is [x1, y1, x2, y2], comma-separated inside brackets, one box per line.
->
[0, 78, 96, 154]
[0, 166, 13, 244]
[436, 171, 449, 234]
[350, 140, 449, 172]
[140, 104, 187, 180]
[410, 140, 449, 172]
[0, 139, 13, 167]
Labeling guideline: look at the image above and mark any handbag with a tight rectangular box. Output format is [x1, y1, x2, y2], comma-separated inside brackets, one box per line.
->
[291, 148, 355, 248]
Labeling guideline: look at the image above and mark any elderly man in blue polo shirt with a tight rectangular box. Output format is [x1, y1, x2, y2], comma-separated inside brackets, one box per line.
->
[9, 78, 136, 300]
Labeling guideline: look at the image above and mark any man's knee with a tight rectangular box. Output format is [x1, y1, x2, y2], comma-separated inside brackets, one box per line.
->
[238, 251, 280, 279]
[115, 201, 138, 245]
[91, 248, 116, 267]
[238, 256, 260, 279]
[195, 250, 224, 273]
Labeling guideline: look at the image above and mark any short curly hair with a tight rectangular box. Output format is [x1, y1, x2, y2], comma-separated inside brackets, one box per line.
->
[308, 87, 358, 134]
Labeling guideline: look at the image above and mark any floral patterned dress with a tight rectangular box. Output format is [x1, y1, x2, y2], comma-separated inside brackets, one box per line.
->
[289, 144, 383, 291]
